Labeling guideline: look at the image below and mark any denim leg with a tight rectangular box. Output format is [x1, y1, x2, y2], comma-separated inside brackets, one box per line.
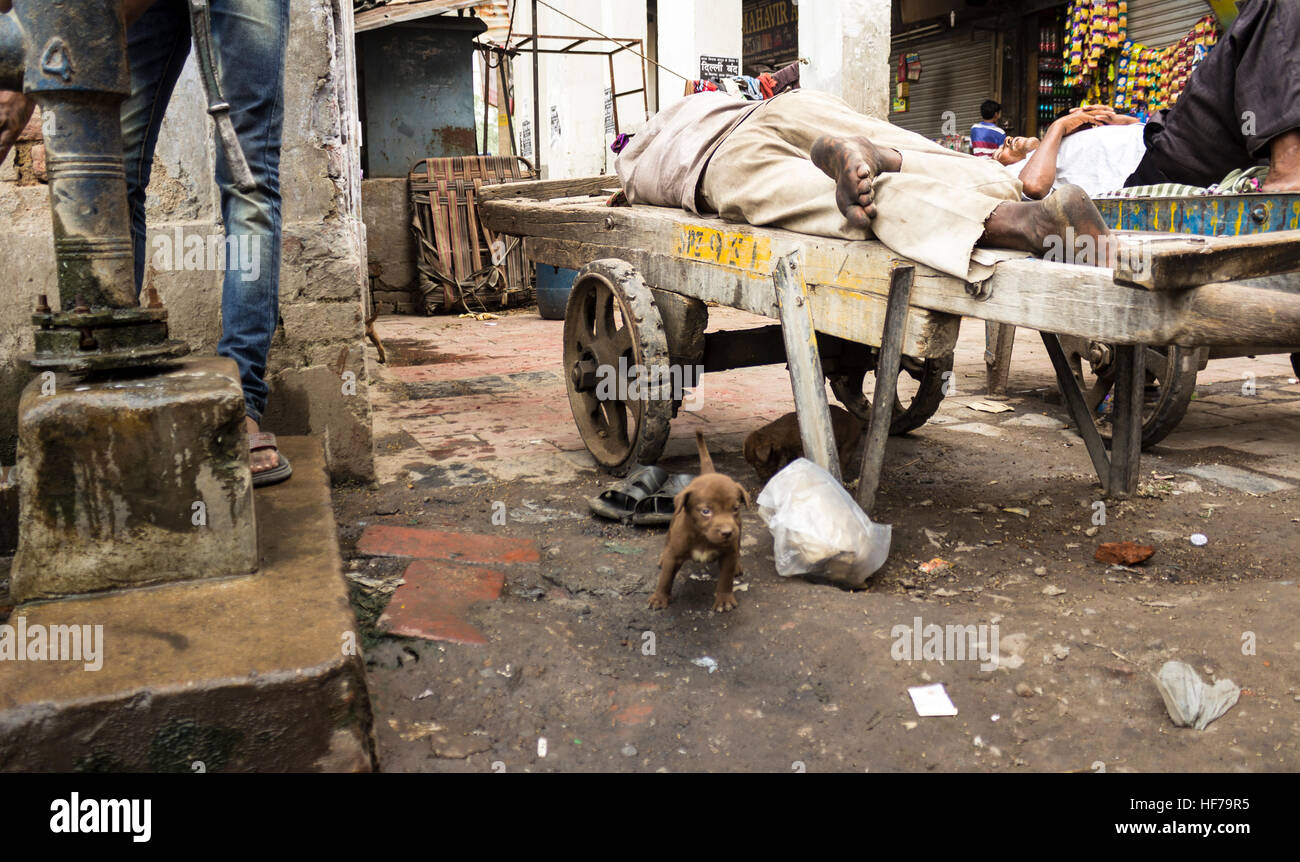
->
[120, 0, 192, 295]
[210, 0, 290, 423]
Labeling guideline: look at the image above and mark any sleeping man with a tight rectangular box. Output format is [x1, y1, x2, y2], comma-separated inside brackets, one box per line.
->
[994, 106, 1146, 199]
[616, 87, 1113, 281]
[997, 0, 1300, 198]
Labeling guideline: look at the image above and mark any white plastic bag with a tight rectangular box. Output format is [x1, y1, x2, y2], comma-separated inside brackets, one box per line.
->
[756, 458, 891, 588]
[1153, 660, 1240, 730]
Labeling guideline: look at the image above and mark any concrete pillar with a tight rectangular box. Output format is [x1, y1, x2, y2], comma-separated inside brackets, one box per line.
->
[11, 357, 257, 602]
[799, 0, 891, 118]
[656, 0, 743, 111]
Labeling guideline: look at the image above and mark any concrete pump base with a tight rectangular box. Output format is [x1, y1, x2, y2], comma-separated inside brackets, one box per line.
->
[0, 438, 377, 772]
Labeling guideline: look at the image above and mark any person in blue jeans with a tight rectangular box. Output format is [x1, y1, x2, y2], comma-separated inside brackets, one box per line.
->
[0, 0, 292, 486]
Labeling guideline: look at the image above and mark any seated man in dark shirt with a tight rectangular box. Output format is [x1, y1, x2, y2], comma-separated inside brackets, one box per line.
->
[1126, 0, 1300, 192]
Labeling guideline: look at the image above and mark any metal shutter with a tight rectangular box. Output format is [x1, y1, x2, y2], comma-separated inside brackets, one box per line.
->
[889, 25, 998, 141]
[1124, 0, 1213, 48]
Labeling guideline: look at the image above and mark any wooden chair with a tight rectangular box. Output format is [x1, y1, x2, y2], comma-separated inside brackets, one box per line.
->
[408, 155, 536, 313]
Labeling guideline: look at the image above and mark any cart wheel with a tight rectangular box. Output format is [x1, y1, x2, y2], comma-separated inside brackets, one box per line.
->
[563, 260, 673, 475]
[829, 352, 953, 435]
[1057, 338, 1203, 449]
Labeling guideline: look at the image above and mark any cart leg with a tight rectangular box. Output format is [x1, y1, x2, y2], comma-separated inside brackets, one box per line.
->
[1108, 344, 1145, 498]
[856, 264, 914, 513]
[1042, 331, 1113, 495]
[984, 321, 1016, 399]
[773, 252, 841, 480]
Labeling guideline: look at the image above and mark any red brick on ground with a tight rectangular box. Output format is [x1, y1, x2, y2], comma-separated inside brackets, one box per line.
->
[1095, 541, 1156, 566]
[378, 560, 505, 645]
[357, 524, 540, 564]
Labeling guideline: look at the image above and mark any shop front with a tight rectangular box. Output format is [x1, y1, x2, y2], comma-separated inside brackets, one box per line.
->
[886, 0, 1227, 150]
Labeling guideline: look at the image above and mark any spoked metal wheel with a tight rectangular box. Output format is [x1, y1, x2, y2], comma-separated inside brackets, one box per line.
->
[828, 352, 953, 434]
[1057, 337, 1203, 449]
[562, 260, 673, 475]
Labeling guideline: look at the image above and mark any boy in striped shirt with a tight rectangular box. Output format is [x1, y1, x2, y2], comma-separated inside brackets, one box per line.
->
[970, 100, 1006, 158]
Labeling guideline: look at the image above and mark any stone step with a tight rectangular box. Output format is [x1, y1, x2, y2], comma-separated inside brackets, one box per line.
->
[0, 437, 376, 772]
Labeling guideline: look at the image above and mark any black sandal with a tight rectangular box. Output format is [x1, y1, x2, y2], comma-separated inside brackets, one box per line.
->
[588, 465, 667, 521]
[631, 473, 694, 527]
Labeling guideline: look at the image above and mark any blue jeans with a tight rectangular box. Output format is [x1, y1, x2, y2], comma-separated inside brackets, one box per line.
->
[121, 0, 289, 423]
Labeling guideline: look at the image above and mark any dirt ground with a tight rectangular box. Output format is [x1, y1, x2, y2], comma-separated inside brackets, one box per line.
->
[336, 308, 1300, 773]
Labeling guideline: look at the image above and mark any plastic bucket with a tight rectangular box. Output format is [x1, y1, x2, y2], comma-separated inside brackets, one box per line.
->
[536, 265, 578, 320]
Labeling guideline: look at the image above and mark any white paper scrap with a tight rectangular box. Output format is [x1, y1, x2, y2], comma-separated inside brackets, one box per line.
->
[908, 682, 958, 717]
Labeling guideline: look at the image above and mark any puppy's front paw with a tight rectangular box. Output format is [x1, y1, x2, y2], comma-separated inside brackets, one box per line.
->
[712, 592, 737, 613]
[648, 592, 671, 610]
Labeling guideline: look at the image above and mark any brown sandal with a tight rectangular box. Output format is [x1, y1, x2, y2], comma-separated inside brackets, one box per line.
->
[249, 431, 293, 487]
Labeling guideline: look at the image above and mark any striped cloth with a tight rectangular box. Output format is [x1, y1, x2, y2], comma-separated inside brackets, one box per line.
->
[1094, 166, 1269, 198]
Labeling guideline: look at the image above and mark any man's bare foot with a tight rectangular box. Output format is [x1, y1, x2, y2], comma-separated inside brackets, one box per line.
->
[246, 416, 278, 475]
[1261, 129, 1300, 192]
[810, 135, 901, 228]
[981, 184, 1115, 266]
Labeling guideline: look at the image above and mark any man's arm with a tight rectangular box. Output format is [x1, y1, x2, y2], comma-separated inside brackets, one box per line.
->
[1018, 110, 1106, 200]
[1, 0, 159, 163]
[0, 90, 34, 165]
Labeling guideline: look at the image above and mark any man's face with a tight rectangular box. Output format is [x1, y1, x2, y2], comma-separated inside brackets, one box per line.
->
[994, 135, 1040, 166]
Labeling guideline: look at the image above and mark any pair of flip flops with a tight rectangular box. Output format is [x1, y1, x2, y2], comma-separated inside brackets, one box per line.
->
[588, 465, 694, 527]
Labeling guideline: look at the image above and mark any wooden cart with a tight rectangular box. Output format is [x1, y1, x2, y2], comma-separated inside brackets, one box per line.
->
[479, 176, 1300, 512]
[985, 190, 1300, 448]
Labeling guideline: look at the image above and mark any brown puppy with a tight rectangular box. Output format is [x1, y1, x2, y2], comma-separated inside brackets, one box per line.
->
[650, 431, 749, 613]
[743, 406, 864, 483]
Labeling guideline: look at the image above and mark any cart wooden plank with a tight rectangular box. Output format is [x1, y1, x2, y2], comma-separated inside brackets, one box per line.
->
[1113, 230, 1300, 290]
[477, 175, 619, 204]
[772, 252, 842, 479]
[482, 196, 1300, 350]
[522, 235, 959, 359]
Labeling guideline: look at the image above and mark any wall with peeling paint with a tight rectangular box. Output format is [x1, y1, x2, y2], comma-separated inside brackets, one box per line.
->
[0, 0, 374, 482]
[358, 16, 485, 177]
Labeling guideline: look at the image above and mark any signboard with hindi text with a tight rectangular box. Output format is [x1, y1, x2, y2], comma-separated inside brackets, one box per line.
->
[699, 55, 740, 83]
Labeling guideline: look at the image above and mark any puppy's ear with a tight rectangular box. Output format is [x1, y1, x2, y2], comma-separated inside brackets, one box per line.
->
[754, 440, 773, 463]
[673, 488, 691, 514]
[735, 482, 751, 508]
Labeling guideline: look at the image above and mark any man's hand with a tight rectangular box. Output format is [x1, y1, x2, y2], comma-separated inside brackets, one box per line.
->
[0, 89, 35, 165]
[1068, 103, 1140, 125]
[1054, 110, 1103, 136]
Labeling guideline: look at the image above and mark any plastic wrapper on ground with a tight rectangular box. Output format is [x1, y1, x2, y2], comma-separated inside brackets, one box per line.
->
[1153, 660, 1241, 730]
